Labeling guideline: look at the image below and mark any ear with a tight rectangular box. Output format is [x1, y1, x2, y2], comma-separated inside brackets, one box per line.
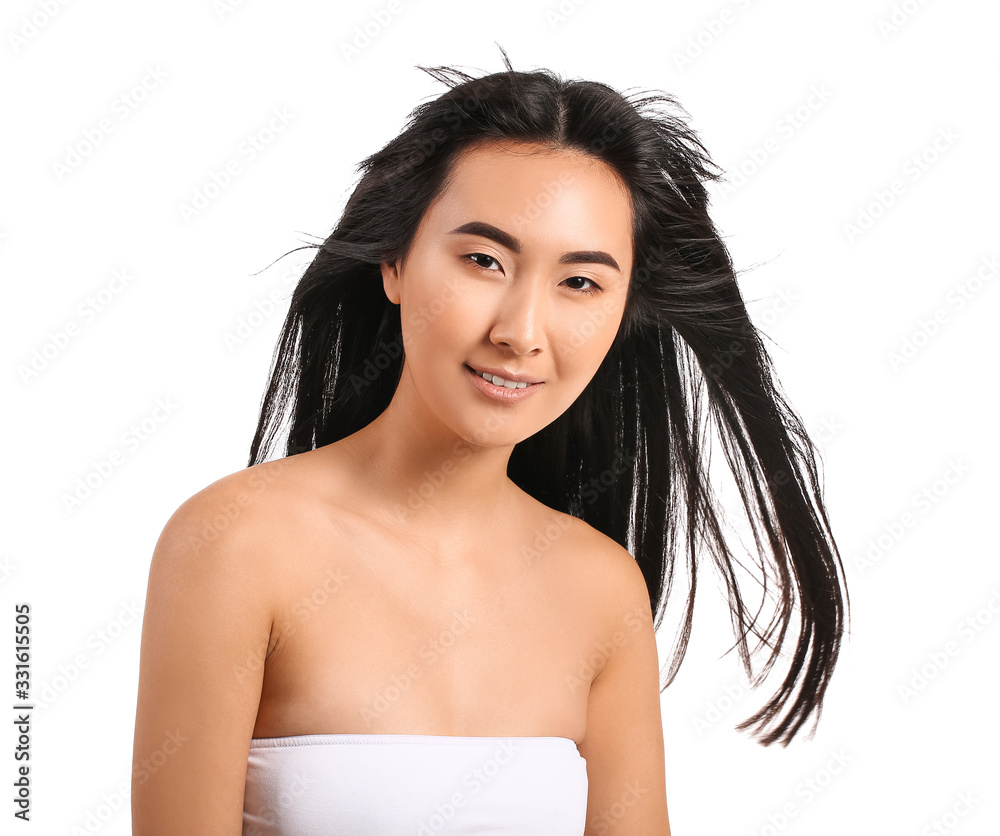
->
[380, 258, 401, 305]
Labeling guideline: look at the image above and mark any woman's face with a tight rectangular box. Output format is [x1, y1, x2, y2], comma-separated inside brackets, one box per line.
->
[381, 139, 634, 448]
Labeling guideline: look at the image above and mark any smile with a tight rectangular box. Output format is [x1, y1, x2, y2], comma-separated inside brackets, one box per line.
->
[465, 364, 543, 403]
[472, 369, 530, 389]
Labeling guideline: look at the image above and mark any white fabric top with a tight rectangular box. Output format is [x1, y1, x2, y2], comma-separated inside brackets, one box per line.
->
[242, 733, 589, 835]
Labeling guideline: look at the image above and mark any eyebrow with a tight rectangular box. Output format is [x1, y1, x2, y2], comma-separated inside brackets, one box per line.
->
[447, 220, 622, 273]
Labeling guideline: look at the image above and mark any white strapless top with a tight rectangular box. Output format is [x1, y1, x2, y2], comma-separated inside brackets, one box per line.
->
[242, 733, 588, 835]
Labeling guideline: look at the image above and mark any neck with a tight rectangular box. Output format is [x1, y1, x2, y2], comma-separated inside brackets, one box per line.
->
[335, 372, 524, 541]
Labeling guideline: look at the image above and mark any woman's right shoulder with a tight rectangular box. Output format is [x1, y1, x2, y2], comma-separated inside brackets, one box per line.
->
[153, 455, 310, 568]
[133, 458, 310, 831]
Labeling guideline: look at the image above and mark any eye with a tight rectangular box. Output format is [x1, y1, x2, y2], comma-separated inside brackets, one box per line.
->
[561, 276, 602, 295]
[463, 253, 602, 296]
[464, 253, 502, 271]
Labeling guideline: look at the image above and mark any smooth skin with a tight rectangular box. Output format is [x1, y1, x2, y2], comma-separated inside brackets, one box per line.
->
[131, 139, 671, 834]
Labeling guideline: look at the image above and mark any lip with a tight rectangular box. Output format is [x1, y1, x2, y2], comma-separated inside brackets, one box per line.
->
[465, 364, 544, 403]
[466, 363, 544, 385]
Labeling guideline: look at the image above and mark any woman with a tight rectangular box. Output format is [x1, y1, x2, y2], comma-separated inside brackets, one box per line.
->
[132, 48, 848, 835]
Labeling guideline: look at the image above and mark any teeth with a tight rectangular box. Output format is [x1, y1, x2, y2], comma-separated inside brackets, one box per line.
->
[476, 370, 528, 389]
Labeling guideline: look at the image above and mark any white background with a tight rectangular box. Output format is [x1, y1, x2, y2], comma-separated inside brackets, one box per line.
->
[3, 0, 998, 833]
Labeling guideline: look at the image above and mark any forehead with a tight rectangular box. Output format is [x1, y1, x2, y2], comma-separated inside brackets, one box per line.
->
[425, 140, 633, 264]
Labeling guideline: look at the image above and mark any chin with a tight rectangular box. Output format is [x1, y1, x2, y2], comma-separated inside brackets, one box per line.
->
[452, 412, 544, 449]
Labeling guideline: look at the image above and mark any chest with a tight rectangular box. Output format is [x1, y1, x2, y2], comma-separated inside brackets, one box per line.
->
[251, 528, 603, 744]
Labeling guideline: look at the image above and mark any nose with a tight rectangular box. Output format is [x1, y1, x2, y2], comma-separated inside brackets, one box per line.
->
[489, 275, 546, 355]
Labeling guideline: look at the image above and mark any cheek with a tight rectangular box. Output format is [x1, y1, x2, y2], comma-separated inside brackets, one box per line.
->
[402, 281, 484, 362]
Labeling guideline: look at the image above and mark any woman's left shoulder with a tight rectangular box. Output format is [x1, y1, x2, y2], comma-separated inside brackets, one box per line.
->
[575, 518, 650, 611]
[523, 501, 649, 609]
[526, 506, 656, 691]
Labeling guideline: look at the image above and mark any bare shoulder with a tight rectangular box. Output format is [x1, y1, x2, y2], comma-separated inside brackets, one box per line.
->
[581, 521, 649, 602]
[156, 454, 315, 562]
[133, 454, 318, 832]
[538, 505, 651, 612]
[556, 518, 670, 832]
[520, 499, 655, 669]
[141, 456, 310, 653]
[570, 517, 654, 662]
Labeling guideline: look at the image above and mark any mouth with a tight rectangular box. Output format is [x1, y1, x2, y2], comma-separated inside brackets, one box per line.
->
[465, 363, 542, 389]
[465, 364, 544, 402]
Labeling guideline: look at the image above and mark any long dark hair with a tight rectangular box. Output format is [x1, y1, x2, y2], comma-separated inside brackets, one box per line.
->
[248, 46, 849, 747]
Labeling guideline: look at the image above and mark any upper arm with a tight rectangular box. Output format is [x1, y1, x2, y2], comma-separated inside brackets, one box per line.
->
[578, 542, 671, 835]
[131, 482, 275, 835]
